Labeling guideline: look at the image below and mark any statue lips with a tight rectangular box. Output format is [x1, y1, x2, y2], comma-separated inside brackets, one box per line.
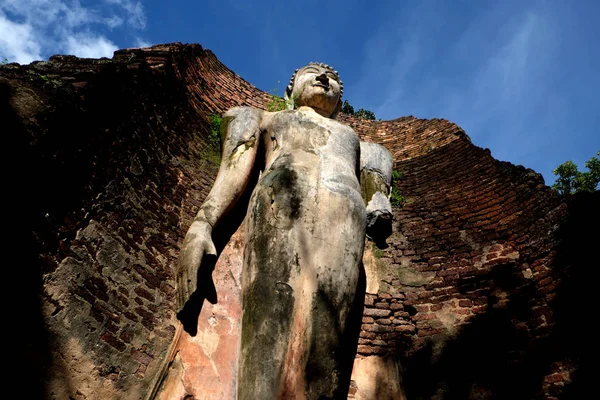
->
[313, 82, 329, 91]
[314, 74, 330, 91]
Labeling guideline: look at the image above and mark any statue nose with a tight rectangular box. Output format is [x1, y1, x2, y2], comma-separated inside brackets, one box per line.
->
[316, 73, 328, 84]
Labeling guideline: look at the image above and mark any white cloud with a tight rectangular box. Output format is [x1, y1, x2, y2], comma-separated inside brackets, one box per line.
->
[0, 0, 148, 63]
[0, 12, 42, 63]
[65, 33, 118, 58]
[103, 0, 146, 29]
[134, 38, 152, 48]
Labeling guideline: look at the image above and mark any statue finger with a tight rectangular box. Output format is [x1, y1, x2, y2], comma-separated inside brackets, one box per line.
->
[177, 263, 189, 310]
[177, 248, 197, 309]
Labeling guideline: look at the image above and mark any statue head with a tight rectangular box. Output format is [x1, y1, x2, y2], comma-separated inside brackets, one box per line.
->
[284, 62, 343, 118]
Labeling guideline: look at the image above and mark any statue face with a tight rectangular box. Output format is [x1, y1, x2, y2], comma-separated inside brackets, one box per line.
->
[290, 64, 342, 117]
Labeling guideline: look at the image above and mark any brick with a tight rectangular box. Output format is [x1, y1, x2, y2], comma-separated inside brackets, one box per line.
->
[364, 294, 376, 306]
[394, 311, 409, 317]
[363, 324, 395, 333]
[415, 304, 430, 313]
[364, 308, 391, 318]
[473, 297, 487, 305]
[101, 331, 127, 352]
[544, 373, 567, 384]
[458, 299, 473, 307]
[395, 325, 416, 333]
[134, 286, 154, 302]
[374, 302, 390, 309]
[357, 345, 387, 355]
[359, 331, 377, 340]
[412, 313, 437, 321]
[131, 349, 154, 365]
[417, 328, 445, 337]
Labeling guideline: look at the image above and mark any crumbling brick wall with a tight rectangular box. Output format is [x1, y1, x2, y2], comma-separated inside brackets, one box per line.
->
[4, 43, 596, 399]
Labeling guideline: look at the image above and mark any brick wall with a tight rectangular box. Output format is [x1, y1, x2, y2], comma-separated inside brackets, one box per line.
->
[4, 43, 596, 399]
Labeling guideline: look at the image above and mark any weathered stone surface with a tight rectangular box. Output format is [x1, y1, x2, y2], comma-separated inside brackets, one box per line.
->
[176, 62, 393, 399]
[349, 355, 405, 400]
[156, 226, 244, 400]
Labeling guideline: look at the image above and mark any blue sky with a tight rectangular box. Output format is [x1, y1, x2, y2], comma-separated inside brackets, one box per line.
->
[2, 0, 599, 186]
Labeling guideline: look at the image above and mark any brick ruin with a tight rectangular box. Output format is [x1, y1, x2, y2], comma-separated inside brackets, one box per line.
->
[3, 43, 597, 399]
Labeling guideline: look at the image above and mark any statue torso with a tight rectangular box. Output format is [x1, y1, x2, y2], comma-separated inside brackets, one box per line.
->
[259, 107, 362, 201]
[240, 108, 367, 400]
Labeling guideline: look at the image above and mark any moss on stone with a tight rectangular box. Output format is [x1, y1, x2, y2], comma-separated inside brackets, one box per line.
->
[394, 265, 435, 287]
[372, 242, 385, 258]
[360, 169, 388, 205]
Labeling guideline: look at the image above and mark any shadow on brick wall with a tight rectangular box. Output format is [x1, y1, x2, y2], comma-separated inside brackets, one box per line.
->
[4, 52, 221, 398]
[3, 78, 62, 399]
[549, 190, 599, 398]
[399, 190, 598, 399]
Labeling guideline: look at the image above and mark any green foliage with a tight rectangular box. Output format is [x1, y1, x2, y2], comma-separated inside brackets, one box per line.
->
[552, 151, 599, 195]
[355, 108, 376, 120]
[341, 100, 354, 115]
[340, 100, 376, 120]
[199, 113, 223, 166]
[266, 94, 287, 112]
[266, 81, 297, 112]
[208, 113, 222, 148]
[372, 242, 384, 258]
[0, 58, 8, 65]
[390, 170, 406, 206]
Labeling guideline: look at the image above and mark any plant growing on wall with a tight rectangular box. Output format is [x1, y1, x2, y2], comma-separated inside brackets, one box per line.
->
[390, 170, 406, 206]
[266, 90, 287, 112]
[266, 81, 300, 112]
[208, 113, 222, 147]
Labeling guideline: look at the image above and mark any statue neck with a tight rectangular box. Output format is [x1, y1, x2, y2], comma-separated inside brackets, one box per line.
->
[297, 105, 332, 118]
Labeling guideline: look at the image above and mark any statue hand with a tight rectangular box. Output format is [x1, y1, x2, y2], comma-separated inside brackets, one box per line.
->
[177, 220, 216, 311]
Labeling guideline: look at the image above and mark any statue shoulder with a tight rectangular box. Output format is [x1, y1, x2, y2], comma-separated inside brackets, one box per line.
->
[360, 141, 393, 176]
[221, 106, 263, 144]
[223, 106, 264, 121]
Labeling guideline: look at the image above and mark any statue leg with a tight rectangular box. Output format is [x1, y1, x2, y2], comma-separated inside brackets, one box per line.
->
[237, 187, 300, 399]
[238, 185, 366, 399]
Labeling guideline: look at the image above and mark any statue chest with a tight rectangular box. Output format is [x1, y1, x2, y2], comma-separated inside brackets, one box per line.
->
[257, 111, 362, 210]
[263, 110, 359, 164]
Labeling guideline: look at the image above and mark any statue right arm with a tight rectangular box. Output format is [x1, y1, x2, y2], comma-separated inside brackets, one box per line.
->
[177, 106, 263, 310]
[359, 141, 394, 242]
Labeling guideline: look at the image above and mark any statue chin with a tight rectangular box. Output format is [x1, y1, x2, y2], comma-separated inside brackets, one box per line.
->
[296, 94, 339, 117]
